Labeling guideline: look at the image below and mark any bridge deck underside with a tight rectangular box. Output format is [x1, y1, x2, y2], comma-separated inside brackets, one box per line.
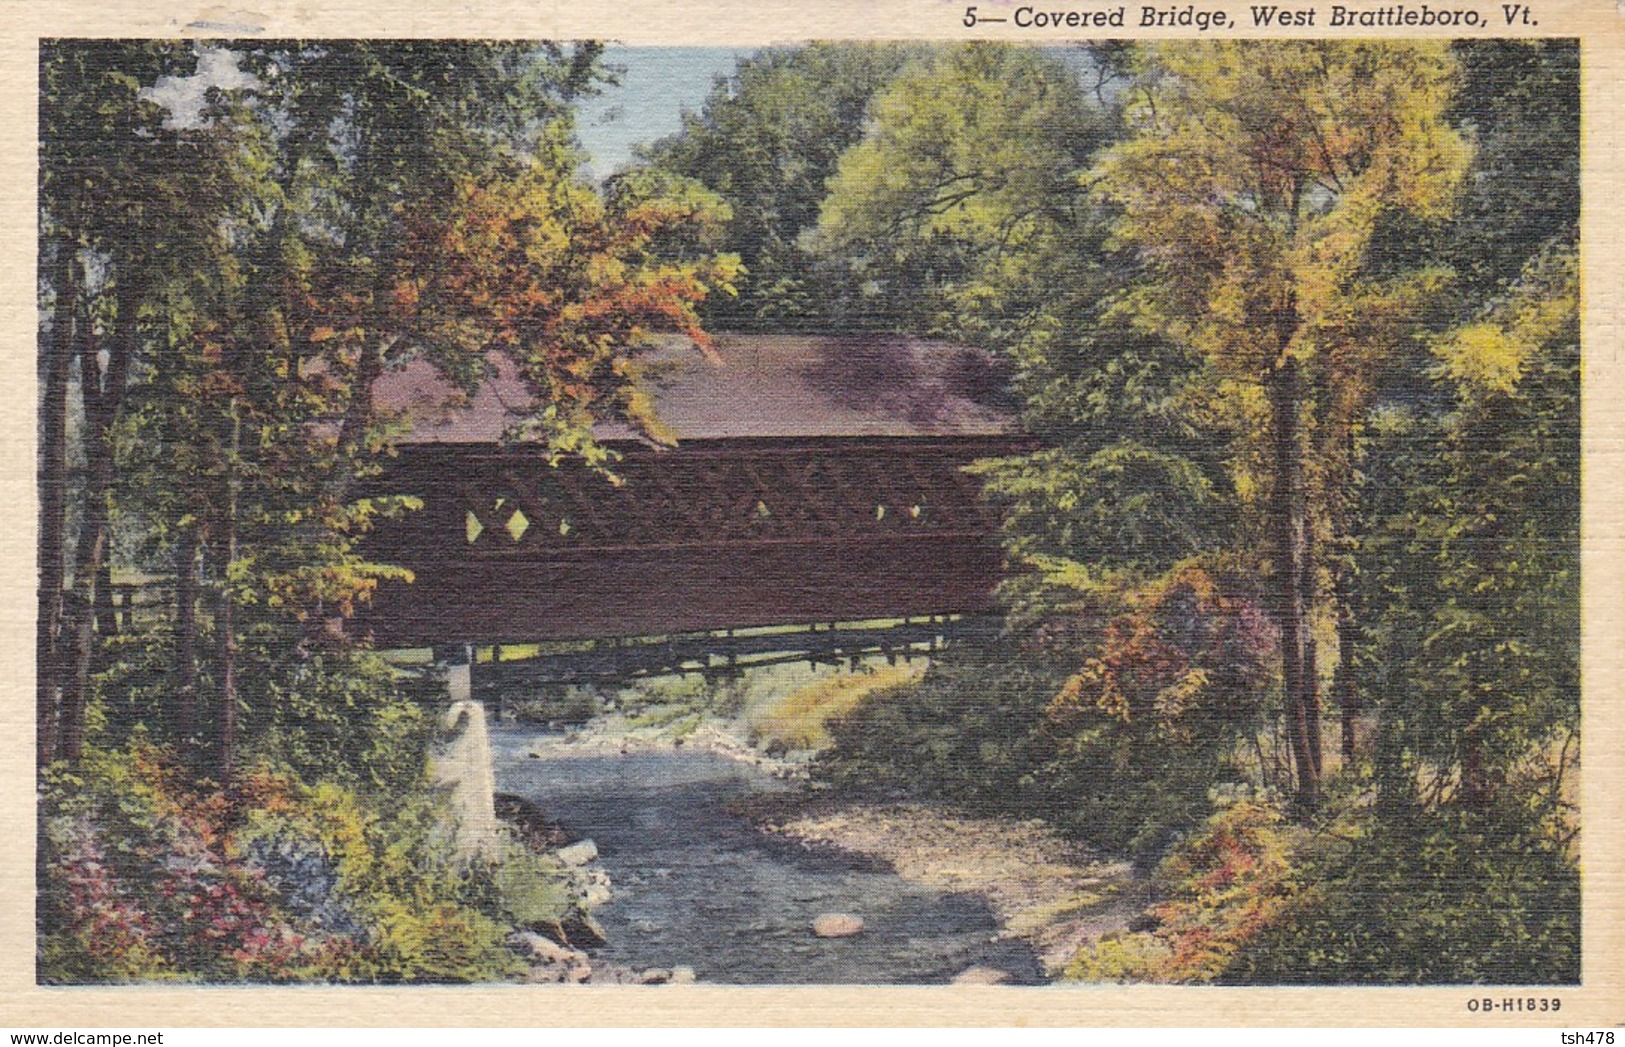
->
[354, 437, 1020, 648]
[469, 616, 996, 690]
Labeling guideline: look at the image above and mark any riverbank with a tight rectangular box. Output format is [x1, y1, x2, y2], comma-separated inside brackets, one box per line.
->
[757, 801, 1143, 977]
[493, 712, 1142, 983]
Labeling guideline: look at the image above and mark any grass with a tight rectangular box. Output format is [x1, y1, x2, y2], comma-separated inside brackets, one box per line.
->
[744, 663, 923, 752]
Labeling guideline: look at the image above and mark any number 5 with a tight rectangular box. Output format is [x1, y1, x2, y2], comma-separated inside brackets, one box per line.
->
[964, 6, 978, 25]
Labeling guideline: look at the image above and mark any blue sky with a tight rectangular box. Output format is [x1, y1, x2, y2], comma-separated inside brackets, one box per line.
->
[575, 46, 753, 180]
[143, 44, 756, 180]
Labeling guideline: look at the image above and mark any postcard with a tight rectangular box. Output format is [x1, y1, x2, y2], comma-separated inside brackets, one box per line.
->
[2, 0, 1621, 1029]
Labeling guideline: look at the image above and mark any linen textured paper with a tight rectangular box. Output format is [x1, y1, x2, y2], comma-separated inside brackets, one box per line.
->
[2, 0, 1622, 1029]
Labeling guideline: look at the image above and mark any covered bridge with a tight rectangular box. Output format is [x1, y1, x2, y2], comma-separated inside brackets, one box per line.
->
[353, 333, 1027, 650]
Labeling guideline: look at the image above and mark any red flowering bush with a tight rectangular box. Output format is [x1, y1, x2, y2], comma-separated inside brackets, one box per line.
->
[38, 744, 315, 981]
[38, 743, 520, 983]
[1047, 563, 1277, 741]
[1066, 799, 1300, 982]
[1036, 562, 1279, 854]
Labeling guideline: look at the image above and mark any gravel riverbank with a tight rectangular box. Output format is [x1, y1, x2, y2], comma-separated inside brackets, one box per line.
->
[492, 715, 1141, 983]
[758, 801, 1143, 976]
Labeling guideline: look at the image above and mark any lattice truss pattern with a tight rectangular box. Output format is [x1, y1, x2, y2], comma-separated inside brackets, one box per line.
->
[452, 449, 992, 554]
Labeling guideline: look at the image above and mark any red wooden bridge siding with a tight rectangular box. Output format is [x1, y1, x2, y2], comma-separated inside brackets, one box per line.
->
[349, 333, 1026, 648]
[355, 435, 1020, 647]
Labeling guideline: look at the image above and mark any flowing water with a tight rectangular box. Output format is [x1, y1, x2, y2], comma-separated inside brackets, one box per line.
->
[490, 728, 1045, 985]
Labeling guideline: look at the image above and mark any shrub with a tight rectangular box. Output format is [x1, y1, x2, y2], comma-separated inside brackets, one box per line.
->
[1065, 798, 1299, 983]
[39, 743, 544, 984]
[245, 650, 438, 793]
[502, 685, 603, 726]
[1038, 564, 1277, 853]
[1064, 792, 1581, 986]
[746, 664, 922, 751]
[818, 643, 1065, 814]
[820, 563, 1277, 858]
[39, 745, 313, 983]
[1228, 801, 1579, 985]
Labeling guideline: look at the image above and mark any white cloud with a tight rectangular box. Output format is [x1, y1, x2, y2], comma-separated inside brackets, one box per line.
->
[142, 47, 259, 130]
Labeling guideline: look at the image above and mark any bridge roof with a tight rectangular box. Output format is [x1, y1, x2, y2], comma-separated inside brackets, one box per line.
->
[374, 333, 1019, 445]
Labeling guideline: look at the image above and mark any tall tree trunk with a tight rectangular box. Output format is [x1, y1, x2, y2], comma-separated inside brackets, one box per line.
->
[337, 261, 400, 458]
[1269, 357, 1320, 809]
[1328, 421, 1363, 766]
[174, 523, 201, 762]
[1462, 720, 1487, 808]
[60, 276, 141, 763]
[94, 559, 118, 640]
[1304, 623, 1323, 779]
[60, 514, 106, 764]
[59, 334, 106, 765]
[1334, 572, 1361, 762]
[214, 402, 241, 788]
[338, 337, 387, 456]
[37, 243, 77, 768]
[1461, 500, 1503, 810]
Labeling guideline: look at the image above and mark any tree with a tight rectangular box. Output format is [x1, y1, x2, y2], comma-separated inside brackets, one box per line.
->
[255, 41, 610, 455]
[38, 41, 737, 788]
[1092, 42, 1472, 807]
[396, 157, 739, 458]
[38, 40, 255, 765]
[1364, 241, 1578, 811]
[813, 43, 1111, 339]
[639, 43, 918, 327]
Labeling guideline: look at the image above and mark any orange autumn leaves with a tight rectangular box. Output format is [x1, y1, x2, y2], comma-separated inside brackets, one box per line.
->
[1048, 565, 1278, 744]
[392, 163, 740, 445]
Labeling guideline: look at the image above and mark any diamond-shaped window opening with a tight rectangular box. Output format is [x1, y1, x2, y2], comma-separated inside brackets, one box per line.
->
[875, 504, 887, 521]
[558, 517, 572, 537]
[465, 511, 485, 544]
[505, 508, 531, 542]
[909, 503, 924, 520]
[754, 499, 772, 519]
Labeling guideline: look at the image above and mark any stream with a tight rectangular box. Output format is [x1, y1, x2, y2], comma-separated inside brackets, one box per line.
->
[490, 727, 1046, 985]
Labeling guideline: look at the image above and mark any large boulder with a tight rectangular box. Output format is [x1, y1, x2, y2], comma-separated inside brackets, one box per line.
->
[562, 910, 610, 948]
[812, 913, 865, 938]
[511, 930, 586, 967]
[555, 839, 599, 866]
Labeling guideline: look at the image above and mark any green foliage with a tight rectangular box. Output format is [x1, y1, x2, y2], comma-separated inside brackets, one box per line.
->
[1443, 41, 1579, 301]
[1229, 801, 1578, 984]
[613, 673, 751, 736]
[239, 650, 438, 793]
[821, 574, 1275, 858]
[89, 637, 435, 794]
[1067, 799, 1299, 983]
[39, 739, 556, 984]
[818, 643, 1066, 815]
[639, 43, 921, 327]
[1060, 787, 1578, 986]
[234, 780, 522, 983]
[474, 840, 573, 932]
[744, 664, 922, 752]
[813, 43, 1111, 339]
[1358, 242, 1579, 808]
[1066, 932, 1175, 984]
[502, 685, 604, 726]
